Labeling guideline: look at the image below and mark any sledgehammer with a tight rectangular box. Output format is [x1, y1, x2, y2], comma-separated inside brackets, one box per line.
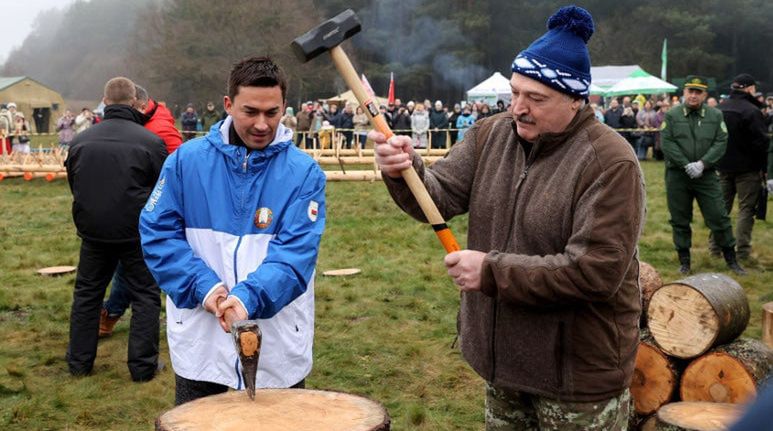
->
[291, 9, 461, 253]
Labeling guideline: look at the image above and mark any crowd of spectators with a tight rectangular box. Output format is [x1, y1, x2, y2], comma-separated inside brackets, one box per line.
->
[3, 90, 771, 157]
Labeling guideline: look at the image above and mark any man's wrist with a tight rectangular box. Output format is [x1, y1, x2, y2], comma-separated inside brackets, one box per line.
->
[202, 282, 226, 306]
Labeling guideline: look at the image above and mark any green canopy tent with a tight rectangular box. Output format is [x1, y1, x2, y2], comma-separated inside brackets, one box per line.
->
[603, 69, 677, 97]
[589, 83, 606, 95]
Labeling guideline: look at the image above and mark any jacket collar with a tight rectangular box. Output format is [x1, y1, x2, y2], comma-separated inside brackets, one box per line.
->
[728, 89, 764, 108]
[207, 116, 293, 172]
[103, 104, 146, 124]
[682, 105, 705, 118]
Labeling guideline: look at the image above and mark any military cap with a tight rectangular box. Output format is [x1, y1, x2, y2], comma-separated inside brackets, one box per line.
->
[684, 75, 709, 91]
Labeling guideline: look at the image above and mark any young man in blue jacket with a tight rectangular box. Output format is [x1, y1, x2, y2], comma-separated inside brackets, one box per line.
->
[140, 57, 326, 405]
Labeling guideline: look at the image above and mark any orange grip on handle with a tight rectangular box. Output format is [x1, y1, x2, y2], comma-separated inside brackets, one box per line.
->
[371, 114, 394, 140]
[435, 228, 461, 253]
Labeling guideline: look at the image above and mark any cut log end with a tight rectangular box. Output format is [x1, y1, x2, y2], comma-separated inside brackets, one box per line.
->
[680, 338, 773, 404]
[639, 261, 663, 304]
[648, 283, 718, 358]
[640, 261, 663, 326]
[631, 342, 680, 415]
[656, 402, 744, 431]
[156, 389, 390, 431]
[647, 274, 749, 359]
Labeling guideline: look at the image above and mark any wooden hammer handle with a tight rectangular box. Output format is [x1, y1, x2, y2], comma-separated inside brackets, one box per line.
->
[217, 297, 242, 332]
[329, 46, 461, 253]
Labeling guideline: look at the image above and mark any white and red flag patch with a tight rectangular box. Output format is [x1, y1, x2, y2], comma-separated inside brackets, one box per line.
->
[307, 200, 319, 222]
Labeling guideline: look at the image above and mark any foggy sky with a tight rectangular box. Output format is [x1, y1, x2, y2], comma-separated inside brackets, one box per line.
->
[0, 0, 77, 64]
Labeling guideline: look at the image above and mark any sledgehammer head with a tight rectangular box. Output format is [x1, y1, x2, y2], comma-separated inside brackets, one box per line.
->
[291, 9, 361, 63]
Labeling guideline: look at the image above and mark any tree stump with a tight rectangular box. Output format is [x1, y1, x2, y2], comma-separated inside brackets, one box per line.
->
[762, 302, 773, 349]
[653, 402, 744, 431]
[639, 261, 663, 326]
[156, 389, 391, 431]
[647, 273, 749, 359]
[631, 330, 684, 415]
[680, 338, 773, 404]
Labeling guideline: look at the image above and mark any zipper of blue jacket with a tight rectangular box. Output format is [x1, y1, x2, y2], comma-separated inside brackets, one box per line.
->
[231, 147, 250, 390]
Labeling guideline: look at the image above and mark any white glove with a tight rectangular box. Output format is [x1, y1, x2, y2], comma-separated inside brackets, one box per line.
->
[685, 161, 705, 179]
[767, 179, 773, 194]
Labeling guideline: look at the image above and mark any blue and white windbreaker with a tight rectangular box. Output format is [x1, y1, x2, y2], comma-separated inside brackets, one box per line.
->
[140, 118, 326, 389]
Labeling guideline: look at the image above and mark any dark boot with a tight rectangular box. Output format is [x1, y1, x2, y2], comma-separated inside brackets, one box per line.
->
[677, 249, 691, 274]
[722, 248, 747, 276]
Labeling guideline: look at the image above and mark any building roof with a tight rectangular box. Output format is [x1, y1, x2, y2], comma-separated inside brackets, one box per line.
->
[0, 76, 26, 91]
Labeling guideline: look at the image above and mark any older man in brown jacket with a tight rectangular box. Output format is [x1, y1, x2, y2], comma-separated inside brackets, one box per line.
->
[373, 6, 644, 431]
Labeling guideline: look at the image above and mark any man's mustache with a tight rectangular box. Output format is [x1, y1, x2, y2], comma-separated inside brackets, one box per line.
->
[516, 114, 535, 124]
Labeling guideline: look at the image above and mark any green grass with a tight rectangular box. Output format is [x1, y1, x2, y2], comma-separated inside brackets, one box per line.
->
[0, 161, 771, 430]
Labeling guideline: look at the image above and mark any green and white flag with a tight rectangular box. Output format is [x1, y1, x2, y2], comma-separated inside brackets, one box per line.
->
[661, 38, 668, 81]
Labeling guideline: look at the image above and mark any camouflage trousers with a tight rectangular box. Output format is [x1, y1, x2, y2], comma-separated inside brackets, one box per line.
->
[485, 382, 631, 431]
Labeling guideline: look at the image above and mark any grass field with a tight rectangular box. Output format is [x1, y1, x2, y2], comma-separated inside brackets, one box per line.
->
[0, 160, 771, 430]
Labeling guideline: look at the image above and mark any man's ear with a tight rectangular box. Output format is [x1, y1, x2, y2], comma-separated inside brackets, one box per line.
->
[223, 96, 232, 115]
[572, 98, 582, 111]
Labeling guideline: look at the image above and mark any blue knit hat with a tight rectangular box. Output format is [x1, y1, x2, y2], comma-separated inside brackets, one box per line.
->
[511, 5, 594, 98]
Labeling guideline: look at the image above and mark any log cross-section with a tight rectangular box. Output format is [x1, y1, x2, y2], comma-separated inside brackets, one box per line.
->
[647, 274, 749, 359]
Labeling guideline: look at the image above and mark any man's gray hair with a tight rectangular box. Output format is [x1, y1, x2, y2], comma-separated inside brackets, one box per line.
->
[135, 85, 149, 103]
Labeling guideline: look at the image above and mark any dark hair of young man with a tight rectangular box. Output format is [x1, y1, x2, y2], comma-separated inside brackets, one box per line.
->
[227, 56, 287, 102]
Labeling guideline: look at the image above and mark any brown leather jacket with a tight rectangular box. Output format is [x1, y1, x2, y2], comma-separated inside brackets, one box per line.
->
[384, 106, 645, 402]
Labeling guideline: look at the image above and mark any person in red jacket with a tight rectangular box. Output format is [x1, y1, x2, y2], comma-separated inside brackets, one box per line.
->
[99, 85, 183, 337]
[136, 85, 182, 154]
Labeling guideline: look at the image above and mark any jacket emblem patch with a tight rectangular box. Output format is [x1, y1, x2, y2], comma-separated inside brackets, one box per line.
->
[254, 207, 273, 229]
[308, 201, 319, 222]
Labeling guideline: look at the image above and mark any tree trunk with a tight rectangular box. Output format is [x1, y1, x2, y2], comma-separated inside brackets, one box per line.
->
[647, 273, 749, 359]
[631, 330, 685, 415]
[156, 389, 391, 431]
[680, 338, 773, 404]
[653, 401, 744, 431]
[762, 302, 773, 349]
[639, 261, 663, 327]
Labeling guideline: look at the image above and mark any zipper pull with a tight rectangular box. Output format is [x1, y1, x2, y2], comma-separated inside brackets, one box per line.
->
[243, 152, 249, 172]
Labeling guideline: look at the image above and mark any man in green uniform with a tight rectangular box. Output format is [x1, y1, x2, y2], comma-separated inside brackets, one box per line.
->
[661, 76, 745, 275]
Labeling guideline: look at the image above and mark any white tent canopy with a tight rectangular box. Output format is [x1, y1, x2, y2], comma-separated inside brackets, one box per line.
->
[603, 69, 677, 96]
[325, 89, 388, 108]
[591, 65, 642, 89]
[466, 72, 511, 106]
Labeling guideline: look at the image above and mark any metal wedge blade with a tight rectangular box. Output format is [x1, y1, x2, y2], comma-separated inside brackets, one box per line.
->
[231, 320, 261, 400]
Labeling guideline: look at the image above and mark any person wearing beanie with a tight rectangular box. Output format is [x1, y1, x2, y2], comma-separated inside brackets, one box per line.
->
[372, 6, 642, 429]
[707, 74, 769, 262]
[660, 75, 746, 275]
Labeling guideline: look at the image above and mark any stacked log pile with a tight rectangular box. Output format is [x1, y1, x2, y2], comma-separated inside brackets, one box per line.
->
[0, 147, 67, 181]
[630, 267, 773, 430]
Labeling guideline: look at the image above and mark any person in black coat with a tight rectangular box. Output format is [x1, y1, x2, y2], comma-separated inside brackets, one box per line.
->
[604, 98, 623, 129]
[447, 103, 461, 133]
[338, 104, 355, 149]
[429, 100, 449, 149]
[64, 77, 167, 382]
[709, 74, 769, 260]
[392, 106, 412, 136]
[619, 106, 638, 149]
